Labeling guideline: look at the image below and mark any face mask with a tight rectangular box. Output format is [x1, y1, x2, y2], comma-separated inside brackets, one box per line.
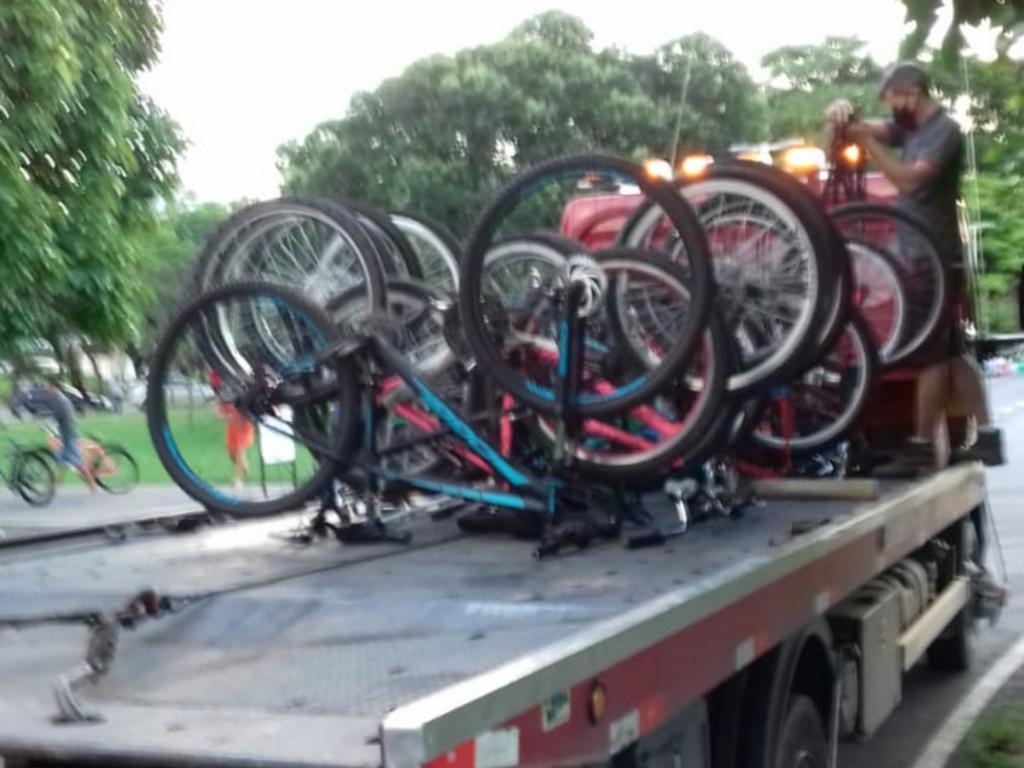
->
[892, 104, 917, 131]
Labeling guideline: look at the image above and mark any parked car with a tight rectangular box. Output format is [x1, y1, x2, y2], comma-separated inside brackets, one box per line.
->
[128, 374, 214, 409]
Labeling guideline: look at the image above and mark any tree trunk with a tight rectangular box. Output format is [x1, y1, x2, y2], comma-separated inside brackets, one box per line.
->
[82, 344, 105, 391]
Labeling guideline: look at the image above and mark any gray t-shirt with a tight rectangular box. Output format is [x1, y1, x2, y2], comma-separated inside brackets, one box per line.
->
[888, 109, 964, 264]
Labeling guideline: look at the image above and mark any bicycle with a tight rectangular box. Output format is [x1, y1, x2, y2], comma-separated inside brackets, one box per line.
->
[40, 428, 140, 495]
[149, 155, 724, 554]
[0, 437, 56, 507]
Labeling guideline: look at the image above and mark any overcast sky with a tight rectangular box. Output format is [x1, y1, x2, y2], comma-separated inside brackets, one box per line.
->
[139, 0, 993, 203]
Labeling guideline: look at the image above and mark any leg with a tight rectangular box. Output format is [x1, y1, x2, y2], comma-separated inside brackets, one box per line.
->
[915, 360, 951, 443]
[949, 354, 991, 427]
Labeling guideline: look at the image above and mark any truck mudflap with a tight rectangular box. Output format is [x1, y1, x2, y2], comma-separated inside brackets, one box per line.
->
[382, 464, 985, 767]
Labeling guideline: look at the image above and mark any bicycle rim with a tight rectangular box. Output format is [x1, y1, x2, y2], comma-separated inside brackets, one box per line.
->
[147, 281, 359, 516]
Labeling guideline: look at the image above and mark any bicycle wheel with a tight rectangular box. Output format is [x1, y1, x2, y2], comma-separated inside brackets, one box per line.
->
[147, 281, 360, 517]
[619, 162, 837, 395]
[744, 311, 879, 459]
[529, 309, 730, 480]
[345, 202, 424, 281]
[193, 198, 387, 311]
[847, 238, 908, 366]
[95, 445, 139, 494]
[327, 280, 472, 478]
[14, 450, 56, 507]
[830, 202, 948, 367]
[460, 154, 713, 417]
[390, 211, 461, 295]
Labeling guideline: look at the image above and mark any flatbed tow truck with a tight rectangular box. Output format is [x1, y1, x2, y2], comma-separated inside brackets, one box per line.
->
[0, 462, 1000, 768]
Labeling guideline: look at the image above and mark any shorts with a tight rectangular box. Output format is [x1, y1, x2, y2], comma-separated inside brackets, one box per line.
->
[57, 439, 84, 471]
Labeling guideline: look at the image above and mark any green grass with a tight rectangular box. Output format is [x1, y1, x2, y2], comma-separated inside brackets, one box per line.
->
[962, 702, 1024, 768]
[2, 407, 314, 488]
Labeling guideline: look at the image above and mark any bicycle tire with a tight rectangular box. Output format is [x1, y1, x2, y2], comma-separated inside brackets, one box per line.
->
[191, 197, 387, 309]
[343, 201, 424, 281]
[744, 310, 879, 459]
[529, 308, 730, 480]
[389, 210, 462, 294]
[460, 154, 713, 417]
[95, 445, 139, 494]
[147, 281, 360, 517]
[847, 237, 909, 366]
[619, 161, 837, 395]
[14, 450, 56, 507]
[830, 202, 948, 367]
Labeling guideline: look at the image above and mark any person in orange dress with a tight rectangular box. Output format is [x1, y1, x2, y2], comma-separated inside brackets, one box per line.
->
[209, 371, 255, 489]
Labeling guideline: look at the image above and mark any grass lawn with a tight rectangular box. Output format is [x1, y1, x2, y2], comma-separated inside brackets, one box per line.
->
[961, 702, 1024, 768]
[2, 406, 315, 489]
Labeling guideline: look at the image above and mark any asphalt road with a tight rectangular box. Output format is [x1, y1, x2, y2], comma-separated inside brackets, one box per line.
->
[838, 374, 1024, 768]
[0, 485, 196, 540]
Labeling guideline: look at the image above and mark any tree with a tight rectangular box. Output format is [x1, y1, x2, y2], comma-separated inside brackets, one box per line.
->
[278, 13, 763, 234]
[761, 37, 883, 140]
[969, 174, 1024, 332]
[135, 200, 230, 358]
[0, 0, 184, 357]
[900, 0, 1024, 58]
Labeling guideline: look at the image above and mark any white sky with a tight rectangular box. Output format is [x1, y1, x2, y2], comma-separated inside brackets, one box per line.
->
[139, 0, 997, 203]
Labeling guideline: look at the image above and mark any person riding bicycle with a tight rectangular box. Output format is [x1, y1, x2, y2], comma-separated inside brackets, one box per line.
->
[34, 376, 97, 491]
[825, 61, 1002, 474]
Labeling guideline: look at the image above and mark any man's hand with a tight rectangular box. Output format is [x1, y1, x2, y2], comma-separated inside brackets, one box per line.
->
[824, 99, 855, 127]
[843, 121, 873, 143]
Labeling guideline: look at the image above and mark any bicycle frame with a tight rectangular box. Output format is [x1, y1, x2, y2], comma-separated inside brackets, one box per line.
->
[267, 282, 597, 519]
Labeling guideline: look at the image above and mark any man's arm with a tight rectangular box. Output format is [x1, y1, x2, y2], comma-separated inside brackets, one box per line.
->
[858, 133, 936, 195]
[847, 116, 960, 196]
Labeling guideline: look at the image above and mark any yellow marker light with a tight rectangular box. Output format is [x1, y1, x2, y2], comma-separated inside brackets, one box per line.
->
[781, 145, 826, 173]
[841, 144, 862, 165]
[643, 158, 674, 181]
[679, 154, 713, 178]
[588, 682, 608, 724]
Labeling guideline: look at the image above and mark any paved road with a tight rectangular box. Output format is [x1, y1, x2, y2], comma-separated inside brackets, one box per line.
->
[838, 374, 1024, 768]
[0, 485, 196, 540]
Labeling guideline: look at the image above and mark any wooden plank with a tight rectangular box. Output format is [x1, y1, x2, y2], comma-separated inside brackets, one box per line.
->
[750, 478, 880, 501]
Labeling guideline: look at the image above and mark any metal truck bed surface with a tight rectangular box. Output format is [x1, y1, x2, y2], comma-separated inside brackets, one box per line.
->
[0, 464, 985, 767]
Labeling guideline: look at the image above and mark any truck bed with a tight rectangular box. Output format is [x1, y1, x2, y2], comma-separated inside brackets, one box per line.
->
[0, 465, 985, 767]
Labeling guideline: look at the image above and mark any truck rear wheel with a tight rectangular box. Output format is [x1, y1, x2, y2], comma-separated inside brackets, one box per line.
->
[926, 608, 973, 672]
[775, 695, 828, 768]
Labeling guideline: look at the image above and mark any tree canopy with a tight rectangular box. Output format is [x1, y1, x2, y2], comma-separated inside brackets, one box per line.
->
[0, 0, 184, 356]
[278, 12, 764, 234]
[900, 0, 1024, 57]
[761, 37, 883, 140]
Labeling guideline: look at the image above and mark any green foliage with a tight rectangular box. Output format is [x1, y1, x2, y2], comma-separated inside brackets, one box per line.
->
[278, 13, 764, 234]
[0, 0, 184, 354]
[761, 37, 883, 140]
[900, 0, 1024, 58]
[970, 174, 1024, 331]
[960, 701, 1024, 768]
[137, 201, 230, 348]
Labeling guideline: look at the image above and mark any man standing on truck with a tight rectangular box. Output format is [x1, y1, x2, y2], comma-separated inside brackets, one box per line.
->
[826, 62, 1002, 474]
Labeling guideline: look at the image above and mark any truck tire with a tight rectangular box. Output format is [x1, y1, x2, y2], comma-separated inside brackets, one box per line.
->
[775, 695, 828, 768]
[926, 607, 973, 672]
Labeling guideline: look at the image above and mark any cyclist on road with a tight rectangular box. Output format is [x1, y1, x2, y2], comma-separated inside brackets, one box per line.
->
[34, 377, 97, 491]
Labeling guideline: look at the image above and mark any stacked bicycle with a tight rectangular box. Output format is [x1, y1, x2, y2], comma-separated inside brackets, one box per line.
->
[146, 152, 949, 552]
